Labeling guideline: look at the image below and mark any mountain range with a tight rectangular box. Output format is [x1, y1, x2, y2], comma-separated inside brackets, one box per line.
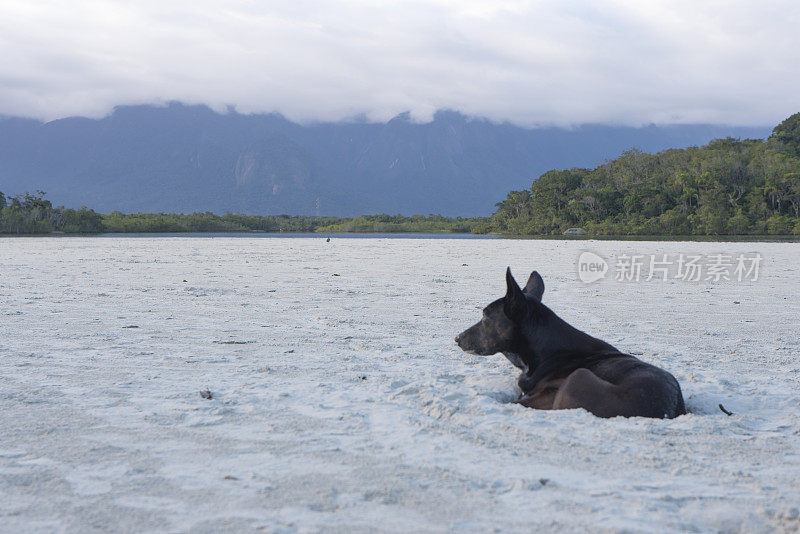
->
[0, 103, 771, 216]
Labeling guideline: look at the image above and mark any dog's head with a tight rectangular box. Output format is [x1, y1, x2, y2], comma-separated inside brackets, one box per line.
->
[454, 268, 544, 368]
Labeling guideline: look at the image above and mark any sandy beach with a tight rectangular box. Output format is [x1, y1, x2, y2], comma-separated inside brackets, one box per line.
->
[1, 236, 798, 532]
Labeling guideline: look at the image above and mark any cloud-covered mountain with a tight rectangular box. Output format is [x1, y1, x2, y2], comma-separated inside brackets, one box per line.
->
[0, 103, 771, 216]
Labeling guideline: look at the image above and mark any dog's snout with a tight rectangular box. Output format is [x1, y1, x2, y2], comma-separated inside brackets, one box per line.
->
[455, 333, 462, 344]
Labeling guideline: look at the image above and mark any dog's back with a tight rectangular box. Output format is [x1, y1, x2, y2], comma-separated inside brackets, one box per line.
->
[584, 355, 686, 418]
[518, 354, 685, 418]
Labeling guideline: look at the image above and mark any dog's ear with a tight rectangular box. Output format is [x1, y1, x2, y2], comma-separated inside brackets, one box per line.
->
[523, 271, 545, 301]
[504, 267, 527, 320]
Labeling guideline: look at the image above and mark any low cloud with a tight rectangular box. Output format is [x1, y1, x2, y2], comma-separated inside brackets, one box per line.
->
[1, 0, 798, 125]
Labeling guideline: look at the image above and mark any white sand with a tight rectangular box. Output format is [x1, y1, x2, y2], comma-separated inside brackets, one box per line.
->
[1, 236, 799, 533]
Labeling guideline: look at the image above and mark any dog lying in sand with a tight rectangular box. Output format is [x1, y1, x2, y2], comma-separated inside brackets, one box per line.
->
[455, 268, 685, 419]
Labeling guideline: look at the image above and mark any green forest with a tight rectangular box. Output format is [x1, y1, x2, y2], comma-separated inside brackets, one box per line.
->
[490, 113, 800, 235]
[314, 214, 487, 234]
[2, 113, 799, 237]
[0, 191, 484, 235]
[0, 191, 106, 234]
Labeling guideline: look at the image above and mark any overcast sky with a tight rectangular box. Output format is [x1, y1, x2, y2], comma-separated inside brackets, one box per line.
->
[1, 0, 799, 126]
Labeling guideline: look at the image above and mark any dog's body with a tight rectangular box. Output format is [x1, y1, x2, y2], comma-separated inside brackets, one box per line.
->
[455, 269, 685, 419]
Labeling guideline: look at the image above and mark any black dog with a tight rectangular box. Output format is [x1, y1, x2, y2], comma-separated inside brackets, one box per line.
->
[455, 268, 686, 419]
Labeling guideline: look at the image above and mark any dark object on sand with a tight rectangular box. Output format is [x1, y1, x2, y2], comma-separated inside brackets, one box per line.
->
[718, 403, 734, 416]
[455, 268, 686, 419]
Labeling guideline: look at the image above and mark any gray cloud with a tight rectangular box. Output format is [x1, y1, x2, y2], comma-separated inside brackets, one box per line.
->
[1, 0, 799, 125]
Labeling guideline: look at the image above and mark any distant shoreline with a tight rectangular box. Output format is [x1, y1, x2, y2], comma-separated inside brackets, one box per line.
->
[2, 231, 798, 243]
[3, 183, 800, 239]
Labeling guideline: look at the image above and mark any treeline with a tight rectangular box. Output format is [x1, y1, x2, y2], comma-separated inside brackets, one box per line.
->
[0, 192, 486, 235]
[315, 214, 489, 234]
[0, 195, 349, 234]
[491, 113, 800, 235]
[0, 191, 105, 234]
[101, 211, 348, 233]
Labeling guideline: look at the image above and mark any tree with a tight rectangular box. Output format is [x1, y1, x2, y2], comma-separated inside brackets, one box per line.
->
[785, 173, 800, 217]
[494, 190, 532, 220]
[771, 113, 800, 157]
